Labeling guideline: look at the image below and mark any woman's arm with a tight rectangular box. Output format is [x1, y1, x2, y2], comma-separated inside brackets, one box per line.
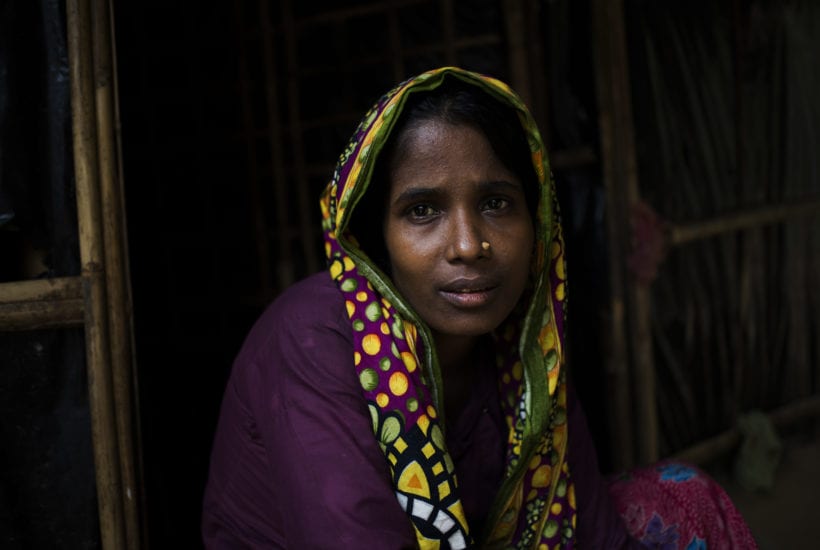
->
[204, 274, 417, 548]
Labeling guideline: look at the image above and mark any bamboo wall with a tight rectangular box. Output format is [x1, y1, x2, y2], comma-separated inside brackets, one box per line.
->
[232, 0, 535, 300]
[236, 0, 820, 468]
[626, 1, 820, 459]
[108, 1, 820, 544]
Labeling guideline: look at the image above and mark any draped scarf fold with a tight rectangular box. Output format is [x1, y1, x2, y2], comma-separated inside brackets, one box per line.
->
[319, 67, 575, 549]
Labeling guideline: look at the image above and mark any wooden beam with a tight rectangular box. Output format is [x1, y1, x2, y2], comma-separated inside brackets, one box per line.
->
[669, 197, 820, 246]
[672, 394, 820, 465]
[0, 298, 84, 331]
[550, 146, 597, 171]
[0, 276, 83, 303]
[0, 277, 84, 330]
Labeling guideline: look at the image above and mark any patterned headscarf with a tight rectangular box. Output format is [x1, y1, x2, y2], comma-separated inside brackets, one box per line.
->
[320, 67, 574, 549]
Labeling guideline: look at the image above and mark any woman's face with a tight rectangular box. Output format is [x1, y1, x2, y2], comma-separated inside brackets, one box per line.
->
[383, 119, 535, 341]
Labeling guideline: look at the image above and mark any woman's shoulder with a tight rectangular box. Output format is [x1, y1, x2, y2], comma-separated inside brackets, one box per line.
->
[273, 270, 342, 310]
[227, 272, 353, 380]
[263, 270, 344, 325]
[225, 270, 365, 433]
[242, 272, 349, 354]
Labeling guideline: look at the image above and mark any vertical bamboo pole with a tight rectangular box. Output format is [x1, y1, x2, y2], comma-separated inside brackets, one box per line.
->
[524, 0, 548, 140]
[388, 1, 405, 82]
[503, 0, 532, 107]
[441, 0, 456, 65]
[257, 0, 288, 296]
[591, 0, 658, 466]
[233, 1, 281, 294]
[590, 0, 632, 471]
[282, 0, 319, 277]
[92, 0, 141, 547]
[66, 0, 126, 547]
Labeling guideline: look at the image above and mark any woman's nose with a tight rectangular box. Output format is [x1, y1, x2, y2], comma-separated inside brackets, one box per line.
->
[446, 211, 486, 263]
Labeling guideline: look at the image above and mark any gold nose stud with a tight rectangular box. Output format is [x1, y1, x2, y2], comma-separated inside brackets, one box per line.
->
[481, 241, 491, 251]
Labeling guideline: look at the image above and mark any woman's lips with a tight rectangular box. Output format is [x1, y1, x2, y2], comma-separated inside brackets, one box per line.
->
[438, 282, 498, 308]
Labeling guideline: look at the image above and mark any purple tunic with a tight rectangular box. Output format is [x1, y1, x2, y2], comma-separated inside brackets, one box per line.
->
[202, 272, 638, 548]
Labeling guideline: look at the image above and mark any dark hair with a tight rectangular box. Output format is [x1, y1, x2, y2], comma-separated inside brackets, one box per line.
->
[350, 76, 540, 272]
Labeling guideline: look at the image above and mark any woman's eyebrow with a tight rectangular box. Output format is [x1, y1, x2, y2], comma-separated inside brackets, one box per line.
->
[391, 186, 443, 204]
[392, 180, 523, 204]
[476, 179, 524, 193]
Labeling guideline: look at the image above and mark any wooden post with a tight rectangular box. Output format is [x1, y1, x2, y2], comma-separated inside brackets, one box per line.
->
[591, 0, 658, 467]
[502, 0, 548, 129]
[257, 0, 288, 296]
[233, 0, 281, 295]
[387, 1, 405, 82]
[91, 0, 141, 547]
[441, 0, 456, 65]
[67, 0, 141, 547]
[67, 0, 126, 547]
[282, 0, 319, 278]
[503, 0, 532, 107]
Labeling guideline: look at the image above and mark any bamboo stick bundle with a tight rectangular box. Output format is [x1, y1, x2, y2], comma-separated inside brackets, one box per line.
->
[783, 3, 820, 406]
[67, 0, 126, 546]
[627, 3, 820, 453]
[642, 9, 740, 447]
[740, 12, 772, 410]
[641, 29, 682, 451]
[692, 20, 742, 432]
[703, 18, 744, 427]
[680, 23, 739, 432]
[651, 308, 696, 450]
[795, 4, 820, 407]
[90, 1, 142, 546]
[640, 26, 703, 453]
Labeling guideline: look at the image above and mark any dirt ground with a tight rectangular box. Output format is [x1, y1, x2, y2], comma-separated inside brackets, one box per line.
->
[717, 437, 820, 549]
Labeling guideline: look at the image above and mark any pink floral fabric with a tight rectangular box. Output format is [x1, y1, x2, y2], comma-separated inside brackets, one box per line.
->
[608, 461, 757, 549]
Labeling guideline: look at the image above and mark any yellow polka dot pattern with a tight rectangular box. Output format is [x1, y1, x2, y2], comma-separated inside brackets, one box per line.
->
[339, 275, 424, 416]
[389, 372, 409, 396]
[362, 333, 381, 356]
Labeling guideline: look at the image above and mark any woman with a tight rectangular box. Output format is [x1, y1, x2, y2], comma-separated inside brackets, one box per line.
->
[203, 67, 755, 549]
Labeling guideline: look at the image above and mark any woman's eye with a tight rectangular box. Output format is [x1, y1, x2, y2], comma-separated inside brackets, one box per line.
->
[409, 204, 436, 218]
[483, 197, 509, 211]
